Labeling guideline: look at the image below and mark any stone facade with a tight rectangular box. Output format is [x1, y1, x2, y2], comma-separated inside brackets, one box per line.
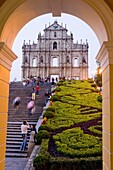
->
[21, 21, 89, 80]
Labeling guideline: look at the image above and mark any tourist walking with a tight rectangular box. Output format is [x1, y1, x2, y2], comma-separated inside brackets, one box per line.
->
[31, 87, 36, 100]
[27, 99, 35, 116]
[45, 92, 51, 104]
[20, 120, 30, 151]
[12, 96, 21, 112]
[35, 84, 40, 96]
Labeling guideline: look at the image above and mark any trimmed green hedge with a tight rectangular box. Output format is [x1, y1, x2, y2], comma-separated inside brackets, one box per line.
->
[46, 107, 55, 112]
[49, 157, 102, 170]
[53, 128, 102, 158]
[88, 80, 94, 83]
[50, 95, 61, 102]
[36, 130, 50, 145]
[43, 111, 55, 119]
[91, 83, 97, 88]
[33, 139, 102, 170]
[38, 125, 51, 132]
[33, 155, 49, 170]
[97, 95, 102, 102]
[54, 87, 61, 92]
[33, 80, 102, 170]
[89, 125, 102, 135]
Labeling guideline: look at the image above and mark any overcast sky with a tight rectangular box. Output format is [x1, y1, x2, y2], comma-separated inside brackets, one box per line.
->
[11, 13, 100, 81]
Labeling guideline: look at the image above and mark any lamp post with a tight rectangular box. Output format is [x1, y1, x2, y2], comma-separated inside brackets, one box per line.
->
[95, 61, 102, 93]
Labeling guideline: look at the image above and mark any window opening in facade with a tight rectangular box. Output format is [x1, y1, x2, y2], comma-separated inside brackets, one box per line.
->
[40, 56, 43, 63]
[52, 57, 58, 66]
[73, 58, 79, 67]
[24, 56, 27, 63]
[54, 32, 57, 37]
[82, 56, 86, 63]
[32, 58, 37, 67]
[53, 42, 57, 50]
[66, 56, 70, 63]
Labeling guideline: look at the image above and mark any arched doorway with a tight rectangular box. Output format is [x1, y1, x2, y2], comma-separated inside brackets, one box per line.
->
[0, 1, 113, 169]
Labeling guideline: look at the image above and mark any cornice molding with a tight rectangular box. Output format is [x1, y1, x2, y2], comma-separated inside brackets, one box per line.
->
[0, 42, 17, 70]
[96, 41, 113, 71]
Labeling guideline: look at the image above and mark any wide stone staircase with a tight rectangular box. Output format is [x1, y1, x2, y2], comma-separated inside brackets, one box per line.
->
[6, 81, 51, 157]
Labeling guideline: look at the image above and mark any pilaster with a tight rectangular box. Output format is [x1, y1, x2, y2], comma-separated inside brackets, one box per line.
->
[0, 42, 17, 170]
[96, 41, 113, 170]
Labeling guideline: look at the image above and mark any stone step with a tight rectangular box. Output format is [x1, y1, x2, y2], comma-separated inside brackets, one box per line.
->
[7, 132, 30, 135]
[8, 115, 39, 117]
[6, 152, 28, 158]
[6, 144, 25, 149]
[6, 81, 51, 158]
[7, 122, 37, 125]
[6, 136, 30, 141]
[8, 117, 34, 122]
[8, 116, 41, 118]
[6, 138, 29, 142]
[7, 134, 24, 138]
[7, 132, 25, 135]
[7, 126, 28, 129]
[7, 129, 21, 133]
[7, 124, 37, 127]
[7, 126, 32, 130]
[7, 131, 32, 139]
[8, 112, 41, 114]
[7, 124, 35, 128]
[8, 114, 40, 117]
[7, 120, 38, 123]
[6, 140, 26, 145]
[6, 148, 28, 154]
[7, 129, 32, 133]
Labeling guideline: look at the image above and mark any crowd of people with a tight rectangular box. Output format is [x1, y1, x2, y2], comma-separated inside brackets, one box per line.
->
[12, 76, 57, 155]
[22, 76, 51, 87]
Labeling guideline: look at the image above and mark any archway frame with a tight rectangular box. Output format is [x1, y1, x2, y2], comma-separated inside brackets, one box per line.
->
[0, 0, 113, 170]
[1, 0, 113, 47]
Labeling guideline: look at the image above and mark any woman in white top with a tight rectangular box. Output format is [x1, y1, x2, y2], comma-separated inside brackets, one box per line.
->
[20, 120, 29, 151]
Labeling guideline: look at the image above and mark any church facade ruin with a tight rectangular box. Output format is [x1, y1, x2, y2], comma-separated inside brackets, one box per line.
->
[21, 21, 89, 80]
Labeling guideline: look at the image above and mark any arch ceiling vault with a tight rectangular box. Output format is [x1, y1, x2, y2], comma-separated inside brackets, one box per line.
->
[0, 0, 113, 48]
[0, 1, 113, 170]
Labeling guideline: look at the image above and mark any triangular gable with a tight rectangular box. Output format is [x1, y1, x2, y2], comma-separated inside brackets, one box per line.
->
[44, 21, 67, 31]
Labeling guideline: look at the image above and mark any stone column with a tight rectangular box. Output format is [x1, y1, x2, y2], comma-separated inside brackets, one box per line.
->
[0, 42, 17, 170]
[96, 41, 113, 170]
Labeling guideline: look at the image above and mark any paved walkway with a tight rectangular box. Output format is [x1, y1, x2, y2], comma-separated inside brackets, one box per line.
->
[5, 158, 28, 170]
[5, 145, 40, 170]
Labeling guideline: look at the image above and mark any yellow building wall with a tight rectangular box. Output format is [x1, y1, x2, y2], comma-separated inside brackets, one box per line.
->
[0, 43, 17, 170]
[0, 65, 9, 170]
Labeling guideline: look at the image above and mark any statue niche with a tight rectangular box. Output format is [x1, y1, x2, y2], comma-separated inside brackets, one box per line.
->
[40, 56, 43, 63]
[66, 56, 70, 63]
